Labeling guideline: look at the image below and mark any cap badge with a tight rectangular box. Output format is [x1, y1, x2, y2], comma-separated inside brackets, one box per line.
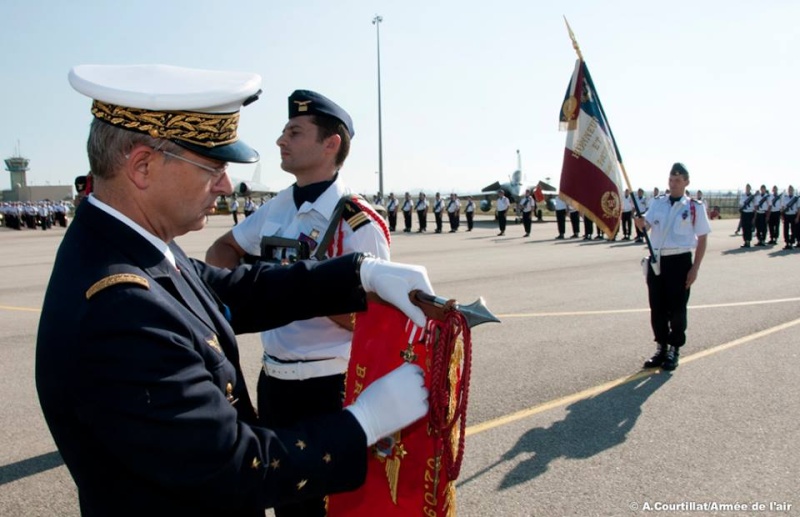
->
[294, 100, 312, 112]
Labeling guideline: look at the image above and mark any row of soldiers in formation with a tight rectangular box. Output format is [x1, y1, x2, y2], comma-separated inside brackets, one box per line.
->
[736, 184, 799, 249]
[377, 188, 674, 239]
[383, 191, 480, 234]
[1, 200, 70, 230]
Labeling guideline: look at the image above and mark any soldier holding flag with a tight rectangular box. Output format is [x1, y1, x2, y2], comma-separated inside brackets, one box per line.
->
[635, 164, 711, 371]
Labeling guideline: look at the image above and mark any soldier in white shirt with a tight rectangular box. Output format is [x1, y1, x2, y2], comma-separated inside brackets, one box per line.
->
[386, 192, 398, 232]
[206, 89, 391, 517]
[634, 188, 648, 243]
[552, 196, 567, 239]
[229, 197, 239, 226]
[415, 192, 429, 233]
[433, 192, 444, 233]
[635, 163, 711, 371]
[781, 185, 799, 250]
[465, 196, 475, 231]
[621, 188, 633, 240]
[243, 196, 255, 218]
[754, 184, 770, 246]
[447, 193, 460, 232]
[495, 190, 510, 236]
[738, 183, 756, 247]
[768, 185, 782, 245]
[401, 192, 413, 232]
[518, 189, 534, 237]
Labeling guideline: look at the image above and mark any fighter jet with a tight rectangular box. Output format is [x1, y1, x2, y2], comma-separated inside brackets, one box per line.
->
[233, 163, 275, 198]
[475, 150, 557, 215]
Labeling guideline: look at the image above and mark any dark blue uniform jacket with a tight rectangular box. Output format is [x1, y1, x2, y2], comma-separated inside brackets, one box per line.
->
[36, 201, 368, 516]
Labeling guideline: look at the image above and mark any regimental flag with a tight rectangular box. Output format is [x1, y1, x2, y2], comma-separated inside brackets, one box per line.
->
[559, 60, 624, 236]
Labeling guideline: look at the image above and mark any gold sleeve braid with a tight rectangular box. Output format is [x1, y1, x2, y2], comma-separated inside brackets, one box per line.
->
[85, 274, 150, 300]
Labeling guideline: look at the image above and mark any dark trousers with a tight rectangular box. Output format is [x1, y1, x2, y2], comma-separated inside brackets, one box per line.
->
[522, 211, 532, 235]
[783, 213, 797, 245]
[416, 210, 427, 231]
[258, 370, 345, 517]
[569, 211, 580, 236]
[647, 253, 692, 348]
[388, 210, 397, 231]
[403, 210, 412, 231]
[555, 209, 566, 237]
[621, 211, 632, 237]
[232, 211, 239, 226]
[448, 212, 459, 231]
[740, 212, 754, 243]
[466, 211, 474, 230]
[768, 212, 781, 241]
[755, 212, 767, 243]
[583, 216, 594, 237]
[497, 210, 507, 234]
[434, 211, 443, 232]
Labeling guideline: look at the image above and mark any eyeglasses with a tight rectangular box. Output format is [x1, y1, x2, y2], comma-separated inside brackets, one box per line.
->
[155, 148, 228, 177]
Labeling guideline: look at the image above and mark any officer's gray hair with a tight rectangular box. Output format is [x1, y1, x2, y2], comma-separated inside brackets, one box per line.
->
[87, 119, 183, 180]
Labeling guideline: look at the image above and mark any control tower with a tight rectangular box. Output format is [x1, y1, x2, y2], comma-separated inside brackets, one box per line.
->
[5, 155, 29, 190]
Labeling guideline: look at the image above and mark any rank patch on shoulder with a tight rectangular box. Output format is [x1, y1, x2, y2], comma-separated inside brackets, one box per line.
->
[85, 273, 149, 300]
[343, 199, 371, 232]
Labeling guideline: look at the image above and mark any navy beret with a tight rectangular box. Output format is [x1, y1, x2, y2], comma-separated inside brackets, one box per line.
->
[288, 90, 354, 138]
[670, 162, 689, 178]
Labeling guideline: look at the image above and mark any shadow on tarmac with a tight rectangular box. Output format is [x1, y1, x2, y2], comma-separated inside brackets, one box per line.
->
[0, 450, 64, 486]
[458, 371, 671, 489]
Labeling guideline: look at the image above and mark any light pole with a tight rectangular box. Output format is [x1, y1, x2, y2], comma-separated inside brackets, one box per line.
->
[372, 14, 384, 199]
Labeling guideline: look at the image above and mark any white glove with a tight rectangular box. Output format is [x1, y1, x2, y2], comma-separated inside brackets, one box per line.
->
[345, 363, 429, 446]
[359, 257, 434, 328]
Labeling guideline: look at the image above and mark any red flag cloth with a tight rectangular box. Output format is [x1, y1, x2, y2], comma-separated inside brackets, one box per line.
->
[327, 301, 471, 517]
[533, 185, 545, 203]
[558, 60, 624, 236]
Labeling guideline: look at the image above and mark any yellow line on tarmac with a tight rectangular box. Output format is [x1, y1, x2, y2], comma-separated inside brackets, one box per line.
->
[0, 304, 40, 313]
[497, 296, 800, 319]
[465, 316, 800, 437]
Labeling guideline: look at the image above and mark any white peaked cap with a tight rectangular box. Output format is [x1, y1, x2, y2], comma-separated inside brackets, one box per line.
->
[69, 64, 263, 163]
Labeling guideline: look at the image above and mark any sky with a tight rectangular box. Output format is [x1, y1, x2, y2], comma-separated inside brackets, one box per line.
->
[2, 0, 799, 196]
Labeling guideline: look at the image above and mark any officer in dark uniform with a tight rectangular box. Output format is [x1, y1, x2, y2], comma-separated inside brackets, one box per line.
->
[36, 64, 432, 517]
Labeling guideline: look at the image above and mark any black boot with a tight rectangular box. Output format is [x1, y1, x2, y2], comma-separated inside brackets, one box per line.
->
[662, 345, 680, 371]
[643, 343, 667, 368]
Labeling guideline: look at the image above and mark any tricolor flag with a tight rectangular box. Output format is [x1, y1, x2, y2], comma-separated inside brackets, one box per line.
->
[558, 60, 624, 236]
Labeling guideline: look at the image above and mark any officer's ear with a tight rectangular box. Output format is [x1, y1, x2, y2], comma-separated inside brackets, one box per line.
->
[125, 145, 157, 190]
[323, 133, 341, 156]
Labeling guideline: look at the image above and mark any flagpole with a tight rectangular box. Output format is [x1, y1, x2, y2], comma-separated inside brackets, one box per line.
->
[563, 17, 657, 265]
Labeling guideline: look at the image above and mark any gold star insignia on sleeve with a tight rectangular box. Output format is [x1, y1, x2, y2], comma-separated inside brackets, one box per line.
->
[251, 457, 261, 469]
[295, 440, 307, 450]
[297, 479, 308, 490]
[270, 458, 280, 470]
[322, 453, 332, 464]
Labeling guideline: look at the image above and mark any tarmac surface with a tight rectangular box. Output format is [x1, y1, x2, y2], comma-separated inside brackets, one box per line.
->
[1, 214, 798, 516]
